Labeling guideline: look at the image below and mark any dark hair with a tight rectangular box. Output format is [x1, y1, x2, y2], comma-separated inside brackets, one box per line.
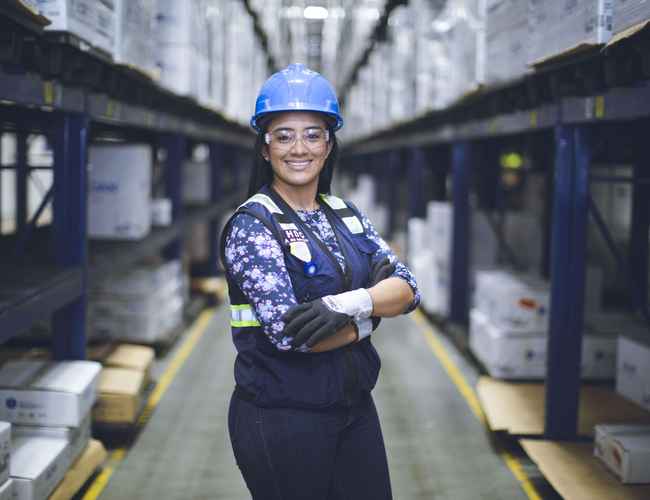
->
[247, 118, 340, 198]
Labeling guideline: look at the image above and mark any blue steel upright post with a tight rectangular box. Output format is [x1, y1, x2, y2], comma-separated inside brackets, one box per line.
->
[208, 142, 224, 276]
[50, 113, 89, 360]
[162, 134, 187, 261]
[408, 147, 426, 219]
[545, 125, 590, 439]
[630, 139, 650, 309]
[449, 142, 472, 325]
[387, 150, 400, 239]
[16, 131, 28, 240]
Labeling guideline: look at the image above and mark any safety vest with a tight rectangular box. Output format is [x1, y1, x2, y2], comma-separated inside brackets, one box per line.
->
[220, 185, 381, 409]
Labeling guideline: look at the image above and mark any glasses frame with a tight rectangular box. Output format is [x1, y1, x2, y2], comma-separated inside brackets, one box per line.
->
[264, 127, 331, 152]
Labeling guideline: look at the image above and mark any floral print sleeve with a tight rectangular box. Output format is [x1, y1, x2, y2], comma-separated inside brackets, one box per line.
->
[224, 213, 298, 351]
[354, 206, 421, 313]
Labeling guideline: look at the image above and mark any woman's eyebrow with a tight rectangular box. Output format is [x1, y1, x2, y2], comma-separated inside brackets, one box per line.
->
[271, 125, 323, 132]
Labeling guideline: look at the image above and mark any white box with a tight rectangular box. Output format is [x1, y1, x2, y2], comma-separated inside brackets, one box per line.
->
[474, 270, 550, 333]
[156, 45, 194, 96]
[617, 333, 650, 411]
[0, 361, 101, 427]
[0, 423, 10, 487]
[114, 0, 156, 74]
[470, 308, 548, 379]
[14, 412, 90, 465]
[182, 161, 211, 203]
[595, 424, 650, 483]
[151, 198, 172, 226]
[0, 480, 12, 500]
[37, 0, 96, 45]
[11, 436, 68, 500]
[88, 144, 152, 240]
[94, 0, 116, 55]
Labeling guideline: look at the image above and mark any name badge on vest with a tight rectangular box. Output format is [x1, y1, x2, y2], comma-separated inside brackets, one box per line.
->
[282, 226, 311, 260]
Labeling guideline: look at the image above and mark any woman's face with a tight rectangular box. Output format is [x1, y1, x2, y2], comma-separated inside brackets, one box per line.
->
[263, 111, 333, 191]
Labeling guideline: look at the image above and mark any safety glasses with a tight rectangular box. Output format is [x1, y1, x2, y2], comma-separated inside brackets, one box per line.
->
[264, 127, 330, 152]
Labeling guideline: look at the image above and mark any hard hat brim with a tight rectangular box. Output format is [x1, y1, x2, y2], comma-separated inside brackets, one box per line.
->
[251, 108, 343, 132]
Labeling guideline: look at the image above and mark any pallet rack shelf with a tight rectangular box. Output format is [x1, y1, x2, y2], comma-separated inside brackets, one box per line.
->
[341, 31, 650, 441]
[0, 10, 253, 361]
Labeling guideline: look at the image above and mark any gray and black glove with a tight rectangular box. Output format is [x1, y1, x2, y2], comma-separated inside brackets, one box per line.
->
[369, 257, 396, 331]
[283, 299, 352, 349]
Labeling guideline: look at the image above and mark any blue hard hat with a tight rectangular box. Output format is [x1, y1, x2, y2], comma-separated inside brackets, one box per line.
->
[250, 63, 344, 132]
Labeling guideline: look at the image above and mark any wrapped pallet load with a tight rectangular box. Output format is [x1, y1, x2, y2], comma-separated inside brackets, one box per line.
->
[528, 0, 613, 65]
[613, 0, 650, 36]
[485, 0, 528, 84]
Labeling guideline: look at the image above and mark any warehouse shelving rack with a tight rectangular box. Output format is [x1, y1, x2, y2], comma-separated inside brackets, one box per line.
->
[342, 33, 650, 440]
[0, 6, 253, 362]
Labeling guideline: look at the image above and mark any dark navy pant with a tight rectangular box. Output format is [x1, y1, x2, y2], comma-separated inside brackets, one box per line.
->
[228, 391, 393, 500]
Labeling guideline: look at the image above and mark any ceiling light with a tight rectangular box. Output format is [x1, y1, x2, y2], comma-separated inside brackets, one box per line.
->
[304, 6, 329, 20]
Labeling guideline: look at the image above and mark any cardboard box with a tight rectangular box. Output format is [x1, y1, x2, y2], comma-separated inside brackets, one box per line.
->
[88, 144, 152, 240]
[93, 368, 145, 424]
[14, 412, 90, 466]
[10, 436, 69, 500]
[104, 344, 154, 384]
[595, 425, 650, 483]
[0, 361, 101, 427]
[49, 439, 107, 500]
[617, 332, 650, 411]
[0, 479, 13, 500]
[0, 423, 10, 487]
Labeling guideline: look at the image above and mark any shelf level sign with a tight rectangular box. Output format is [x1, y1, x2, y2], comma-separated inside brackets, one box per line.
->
[530, 110, 538, 128]
[43, 81, 54, 105]
[106, 99, 119, 119]
[595, 96, 605, 119]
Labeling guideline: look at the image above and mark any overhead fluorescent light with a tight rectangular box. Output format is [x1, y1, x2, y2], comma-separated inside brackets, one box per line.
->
[304, 6, 329, 20]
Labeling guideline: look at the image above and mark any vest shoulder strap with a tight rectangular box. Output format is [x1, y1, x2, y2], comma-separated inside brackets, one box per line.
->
[319, 194, 365, 235]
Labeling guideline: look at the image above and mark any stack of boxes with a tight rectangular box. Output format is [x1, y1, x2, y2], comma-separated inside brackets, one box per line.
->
[484, 0, 528, 84]
[155, 0, 210, 100]
[0, 360, 102, 500]
[415, 202, 499, 316]
[469, 268, 612, 379]
[113, 0, 157, 77]
[89, 260, 186, 344]
[91, 344, 155, 426]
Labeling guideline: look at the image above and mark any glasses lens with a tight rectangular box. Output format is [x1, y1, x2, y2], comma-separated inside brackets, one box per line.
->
[269, 128, 328, 151]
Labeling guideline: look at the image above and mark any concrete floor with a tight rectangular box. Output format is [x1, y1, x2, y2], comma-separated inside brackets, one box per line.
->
[98, 307, 532, 500]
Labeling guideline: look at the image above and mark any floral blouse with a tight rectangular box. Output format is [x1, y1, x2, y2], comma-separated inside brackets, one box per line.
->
[223, 203, 420, 351]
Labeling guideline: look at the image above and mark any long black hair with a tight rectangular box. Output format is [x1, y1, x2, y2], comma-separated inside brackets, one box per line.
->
[247, 117, 340, 198]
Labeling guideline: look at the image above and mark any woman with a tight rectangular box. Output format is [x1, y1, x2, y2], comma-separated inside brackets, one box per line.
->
[221, 63, 420, 500]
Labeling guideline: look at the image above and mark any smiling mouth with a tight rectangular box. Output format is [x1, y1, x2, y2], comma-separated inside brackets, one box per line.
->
[285, 160, 312, 169]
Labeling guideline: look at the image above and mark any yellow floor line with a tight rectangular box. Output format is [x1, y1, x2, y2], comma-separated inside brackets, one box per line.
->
[81, 449, 125, 500]
[83, 308, 216, 500]
[411, 309, 542, 500]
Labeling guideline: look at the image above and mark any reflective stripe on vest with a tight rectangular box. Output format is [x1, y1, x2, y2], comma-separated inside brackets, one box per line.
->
[240, 193, 283, 214]
[230, 304, 261, 327]
[319, 194, 364, 234]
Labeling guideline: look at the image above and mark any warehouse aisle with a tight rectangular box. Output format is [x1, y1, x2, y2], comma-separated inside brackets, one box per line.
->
[98, 307, 529, 500]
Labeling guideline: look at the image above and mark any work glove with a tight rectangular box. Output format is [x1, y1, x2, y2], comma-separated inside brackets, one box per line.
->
[283, 299, 351, 348]
[369, 257, 396, 287]
[368, 257, 397, 331]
